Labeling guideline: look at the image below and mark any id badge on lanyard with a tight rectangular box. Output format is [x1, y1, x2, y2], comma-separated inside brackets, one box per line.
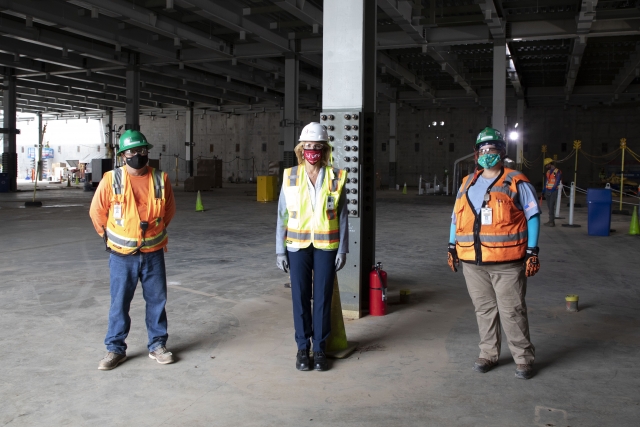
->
[113, 203, 123, 220]
[481, 207, 492, 225]
[327, 196, 335, 210]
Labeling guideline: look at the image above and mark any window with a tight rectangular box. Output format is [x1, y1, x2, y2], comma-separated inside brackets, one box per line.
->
[381, 143, 387, 152]
[561, 143, 567, 152]
[414, 143, 419, 152]
[449, 142, 454, 152]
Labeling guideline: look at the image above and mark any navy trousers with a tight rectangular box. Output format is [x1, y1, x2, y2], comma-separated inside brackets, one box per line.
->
[287, 246, 337, 352]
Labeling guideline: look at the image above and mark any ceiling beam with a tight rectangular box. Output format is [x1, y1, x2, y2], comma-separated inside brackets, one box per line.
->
[612, 44, 640, 95]
[273, 0, 322, 27]
[564, 0, 598, 96]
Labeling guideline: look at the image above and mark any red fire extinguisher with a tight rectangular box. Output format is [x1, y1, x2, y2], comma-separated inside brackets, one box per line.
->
[369, 262, 387, 316]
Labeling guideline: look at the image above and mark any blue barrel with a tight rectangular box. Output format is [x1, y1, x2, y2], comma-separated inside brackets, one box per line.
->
[587, 188, 612, 236]
[0, 173, 9, 193]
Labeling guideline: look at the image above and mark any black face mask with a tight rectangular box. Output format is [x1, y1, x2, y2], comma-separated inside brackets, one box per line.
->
[125, 154, 148, 170]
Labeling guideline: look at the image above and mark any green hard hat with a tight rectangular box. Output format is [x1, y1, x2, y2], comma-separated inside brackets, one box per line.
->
[117, 129, 153, 154]
[475, 127, 505, 149]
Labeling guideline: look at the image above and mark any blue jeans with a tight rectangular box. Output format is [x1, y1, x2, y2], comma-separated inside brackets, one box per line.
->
[105, 250, 168, 354]
[287, 246, 337, 352]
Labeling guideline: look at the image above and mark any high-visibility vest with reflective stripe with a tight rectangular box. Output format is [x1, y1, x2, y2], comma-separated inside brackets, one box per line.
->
[105, 167, 168, 254]
[282, 165, 346, 250]
[454, 168, 529, 264]
[545, 168, 560, 190]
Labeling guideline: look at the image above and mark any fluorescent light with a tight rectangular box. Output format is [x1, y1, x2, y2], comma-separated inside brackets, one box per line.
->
[509, 131, 519, 141]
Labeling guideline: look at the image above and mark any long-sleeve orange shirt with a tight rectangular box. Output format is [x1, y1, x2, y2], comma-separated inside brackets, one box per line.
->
[89, 168, 176, 238]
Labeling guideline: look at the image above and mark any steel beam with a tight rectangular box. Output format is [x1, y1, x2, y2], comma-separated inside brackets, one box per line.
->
[2, 67, 18, 191]
[565, 1, 598, 96]
[492, 41, 506, 134]
[612, 44, 640, 96]
[126, 55, 140, 130]
[282, 54, 299, 168]
[274, 1, 322, 27]
[378, 52, 435, 99]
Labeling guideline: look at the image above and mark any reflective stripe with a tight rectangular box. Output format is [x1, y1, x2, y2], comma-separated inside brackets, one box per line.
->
[112, 168, 123, 195]
[456, 234, 475, 243]
[152, 169, 164, 199]
[503, 170, 523, 185]
[106, 228, 139, 248]
[288, 166, 299, 187]
[479, 230, 528, 243]
[314, 230, 340, 241]
[143, 229, 167, 248]
[490, 186, 516, 200]
[286, 229, 312, 241]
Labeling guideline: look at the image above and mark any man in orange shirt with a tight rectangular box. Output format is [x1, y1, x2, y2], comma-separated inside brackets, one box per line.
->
[89, 130, 176, 370]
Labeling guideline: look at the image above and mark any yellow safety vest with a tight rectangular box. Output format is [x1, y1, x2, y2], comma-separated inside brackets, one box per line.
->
[105, 167, 168, 254]
[282, 165, 346, 250]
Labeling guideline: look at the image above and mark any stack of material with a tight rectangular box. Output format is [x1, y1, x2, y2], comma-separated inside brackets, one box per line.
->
[196, 159, 223, 188]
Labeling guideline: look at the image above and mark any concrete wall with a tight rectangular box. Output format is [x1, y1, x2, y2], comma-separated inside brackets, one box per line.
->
[105, 104, 640, 191]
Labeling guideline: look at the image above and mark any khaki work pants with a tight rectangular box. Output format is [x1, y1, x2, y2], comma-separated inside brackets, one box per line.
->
[462, 261, 535, 365]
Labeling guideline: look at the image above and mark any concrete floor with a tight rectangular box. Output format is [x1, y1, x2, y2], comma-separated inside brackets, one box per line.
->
[1, 182, 639, 426]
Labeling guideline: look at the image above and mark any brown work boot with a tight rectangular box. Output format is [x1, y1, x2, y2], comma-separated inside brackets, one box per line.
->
[515, 363, 534, 380]
[149, 346, 176, 365]
[98, 352, 127, 370]
[473, 358, 498, 373]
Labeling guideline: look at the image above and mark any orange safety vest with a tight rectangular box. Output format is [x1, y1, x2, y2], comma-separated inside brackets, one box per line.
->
[104, 166, 168, 255]
[454, 168, 529, 264]
[545, 168, 560, 190]
[282, 165, 346, 250]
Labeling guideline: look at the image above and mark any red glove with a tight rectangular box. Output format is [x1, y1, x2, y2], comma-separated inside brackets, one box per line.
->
[448, 244, 459, 273]
[524, 247, 540, 277]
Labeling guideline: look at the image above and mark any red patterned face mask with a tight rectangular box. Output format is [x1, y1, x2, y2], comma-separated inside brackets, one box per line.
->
[303, 149, 322, 164]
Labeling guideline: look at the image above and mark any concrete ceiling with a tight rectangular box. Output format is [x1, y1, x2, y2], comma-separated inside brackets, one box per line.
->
[1, 0, 640, 120]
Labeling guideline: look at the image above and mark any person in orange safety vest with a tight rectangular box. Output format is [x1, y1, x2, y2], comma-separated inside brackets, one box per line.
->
[447, 127, 541, 380]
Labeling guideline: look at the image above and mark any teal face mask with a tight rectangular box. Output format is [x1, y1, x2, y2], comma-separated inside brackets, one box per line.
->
[478, 153, 501, 169]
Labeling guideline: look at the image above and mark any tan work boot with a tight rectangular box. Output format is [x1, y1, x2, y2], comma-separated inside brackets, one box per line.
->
[149, 346, 176, 365]
[515, 363, 534, 380]
[473, 358, 498, 373]
[98, 352, 127, 370]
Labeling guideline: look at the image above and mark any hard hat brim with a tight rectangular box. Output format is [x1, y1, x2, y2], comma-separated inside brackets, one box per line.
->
[116, 141, 153, 155]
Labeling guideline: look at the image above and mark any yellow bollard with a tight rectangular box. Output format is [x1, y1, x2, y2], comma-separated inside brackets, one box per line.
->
[629, 206, 640, 235]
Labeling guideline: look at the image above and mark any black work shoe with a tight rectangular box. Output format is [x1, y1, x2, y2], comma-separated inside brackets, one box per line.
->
[473, 358, 498, 373]
[314, 351, 329, 371]
[515, 364, 534, 380]
[296, 350, 310, 371]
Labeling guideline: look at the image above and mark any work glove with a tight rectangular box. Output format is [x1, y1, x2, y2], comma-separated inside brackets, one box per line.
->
[335, 253, 346, 272]
[524, 247, 540, 277]
[276, 253, 289, 273]
[447, 243, 459, 273]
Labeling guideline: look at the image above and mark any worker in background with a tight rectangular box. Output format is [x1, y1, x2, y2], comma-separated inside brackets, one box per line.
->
[89, 130, 176, 371]
[542, 158, 562, 227]
[447, 127, 541, 380]
[275, 122, 348, 372]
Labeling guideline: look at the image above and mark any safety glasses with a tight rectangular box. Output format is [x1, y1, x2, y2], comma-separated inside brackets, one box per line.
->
[124, 147, 148, 157]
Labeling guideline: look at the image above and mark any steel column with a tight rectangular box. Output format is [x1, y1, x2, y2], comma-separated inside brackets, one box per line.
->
[2, 68, 18, 191]
[516, 99, 525, 167]
[125, 54, 140, 131]
[37, 113, 43, 181]
[389, 102, 397, 188]
[322, 0, 377, 319]
[186, 107, 194, 177]
[283, 54, 299, 168]
[492, 41, 506, 134]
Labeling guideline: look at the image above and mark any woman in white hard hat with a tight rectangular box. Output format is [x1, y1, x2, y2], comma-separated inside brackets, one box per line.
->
[275, 122, 349, 372]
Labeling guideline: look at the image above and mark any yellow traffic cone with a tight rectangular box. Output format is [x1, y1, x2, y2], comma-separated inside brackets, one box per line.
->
[402, 183, 407, 194]
[195, 190, 205, 212]
[629, 206, 640, 235]
[325, 275, 358, 359]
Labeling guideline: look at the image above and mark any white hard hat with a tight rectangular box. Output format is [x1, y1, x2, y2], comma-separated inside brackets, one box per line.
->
[299, 122, 328, 142]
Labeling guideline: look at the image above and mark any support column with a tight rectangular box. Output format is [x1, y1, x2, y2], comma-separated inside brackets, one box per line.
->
[2, 67, 18, 191]
[322, 0, 377, 318]
[283, 54, 299, 168]
[389, 102, 397, 188]
[185, 107, 194, 177]
[37, 112, 43, 181]
[492, 40, 506, 134]
[125, 54, 140, 131]
[516, 99, 525, 167]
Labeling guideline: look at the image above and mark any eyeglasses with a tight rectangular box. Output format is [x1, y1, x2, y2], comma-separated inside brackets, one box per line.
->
[303, 143, 324, 150]
[478, 147, 500, 155]
[124, 147, 148, 157]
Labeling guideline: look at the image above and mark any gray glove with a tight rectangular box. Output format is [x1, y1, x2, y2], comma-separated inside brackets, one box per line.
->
[276, 253, 289, 273]
[335, 253, 346, 272]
